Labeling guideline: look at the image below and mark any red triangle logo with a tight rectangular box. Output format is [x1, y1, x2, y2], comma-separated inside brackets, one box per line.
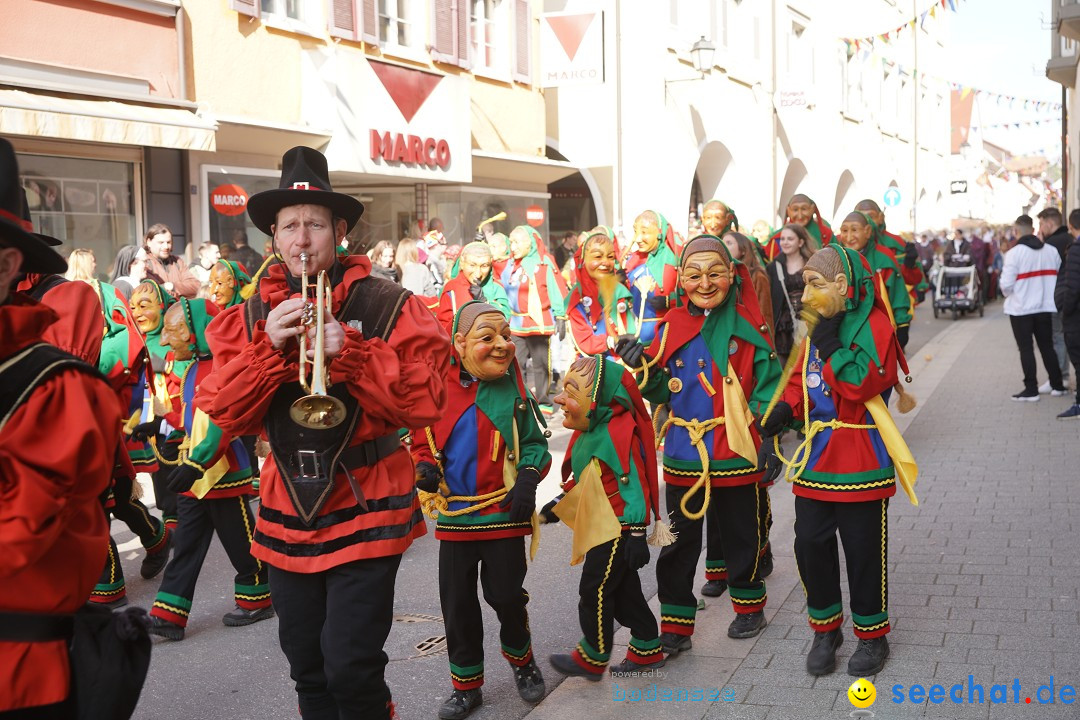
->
[546, 13, 595, 62]
[370, 60, 443, 124]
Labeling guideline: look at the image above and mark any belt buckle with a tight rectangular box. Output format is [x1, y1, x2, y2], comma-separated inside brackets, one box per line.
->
[297, 449, 322, 480]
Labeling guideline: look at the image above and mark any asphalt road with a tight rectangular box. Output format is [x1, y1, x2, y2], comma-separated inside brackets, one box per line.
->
[120, 296, 956, 720]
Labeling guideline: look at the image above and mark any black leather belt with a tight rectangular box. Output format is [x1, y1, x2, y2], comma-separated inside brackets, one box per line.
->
[338, 433, 401, 469]
[0, 611, 74, 642]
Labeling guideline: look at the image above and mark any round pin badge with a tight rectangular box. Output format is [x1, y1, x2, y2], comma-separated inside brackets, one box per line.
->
[668, 377, 683, 393]
[582, 296, 592, 308]
[807, 373, 822, 389]
[729, 338, 738, 355]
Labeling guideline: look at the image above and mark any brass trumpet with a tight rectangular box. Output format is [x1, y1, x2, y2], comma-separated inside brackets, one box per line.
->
[290, 252, 347, 429]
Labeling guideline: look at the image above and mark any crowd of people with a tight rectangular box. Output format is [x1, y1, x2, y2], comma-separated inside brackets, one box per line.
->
[31, 138, 1080, 720]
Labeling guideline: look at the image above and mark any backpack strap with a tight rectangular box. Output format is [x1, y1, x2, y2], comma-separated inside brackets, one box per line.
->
[0, 343, 102, 433]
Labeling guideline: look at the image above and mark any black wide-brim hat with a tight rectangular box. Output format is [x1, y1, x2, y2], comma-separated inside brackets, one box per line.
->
[0, 138, 66, 274]
[246, 146, 364, 236]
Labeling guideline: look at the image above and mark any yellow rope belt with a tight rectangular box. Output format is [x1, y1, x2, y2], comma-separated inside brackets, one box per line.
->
[773, 418, 876, 483]
[655, 415, 727, 521]
[416, 425, 510, 521]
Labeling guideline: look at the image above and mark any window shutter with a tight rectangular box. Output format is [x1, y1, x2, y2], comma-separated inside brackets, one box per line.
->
[431, 0, 456, 63]
[230, 0, 260, 18]
[360, 0, 378, 43]
[329, 0, 357, 40]
[454, 0, 471, 68]
[512, 0, 531, 83]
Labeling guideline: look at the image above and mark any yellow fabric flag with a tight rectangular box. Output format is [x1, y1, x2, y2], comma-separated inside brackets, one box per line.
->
[187, 408, 229, 499]
[553, 459, 622, 566]
[864, 395, 918, 506]
[526, 277, 545, 328]
[723, 362, 758, 465]
[502, 417, 542, 560]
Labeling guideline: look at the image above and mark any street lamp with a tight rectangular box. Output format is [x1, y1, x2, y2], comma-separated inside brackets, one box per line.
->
[666, 36, 719, 93]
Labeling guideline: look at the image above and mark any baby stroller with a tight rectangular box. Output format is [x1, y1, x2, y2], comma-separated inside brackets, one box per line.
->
[932, 264, 983, 320]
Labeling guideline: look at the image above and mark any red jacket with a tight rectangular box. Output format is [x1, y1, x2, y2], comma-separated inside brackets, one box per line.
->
[196, 258, 449, 572]
[0, 295, 121, 712]
[16, 275, 103, 366]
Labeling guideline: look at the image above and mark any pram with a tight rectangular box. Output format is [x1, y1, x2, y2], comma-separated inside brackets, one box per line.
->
[932, 263, 983, 320]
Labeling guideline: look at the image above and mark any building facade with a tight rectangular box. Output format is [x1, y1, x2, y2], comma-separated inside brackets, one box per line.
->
[1047, 0, 1078, 213]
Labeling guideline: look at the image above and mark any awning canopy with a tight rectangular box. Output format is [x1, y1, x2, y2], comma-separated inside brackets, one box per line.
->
[213, 114, 332, 157]
[471, 150, 580, 185]
[0, 88, 216, 151]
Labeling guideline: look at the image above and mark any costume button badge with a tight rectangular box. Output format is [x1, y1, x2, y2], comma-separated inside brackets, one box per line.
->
[807, 373, 822, 389]
[668, 377, 683, 393]
[729, 339, 738, 355]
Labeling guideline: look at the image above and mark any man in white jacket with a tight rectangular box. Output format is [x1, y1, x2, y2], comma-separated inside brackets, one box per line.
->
[1001, 230, 1066, 401]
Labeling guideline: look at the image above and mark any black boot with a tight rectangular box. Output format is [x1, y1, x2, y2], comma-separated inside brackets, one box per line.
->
[437, 688, 482, 720]
[512, 659, 546, 702]
[140, 528, 172, 579]
[659, 631, 692, 657]
[609, 656, 666, 674]
[222, 604, 275, 627]
[700, 579, 728, 597]
[847, 636, 889, 676]
[148, 615, 185, 641]
[806, 628, 843, 676]
[759, 549, 774, 578]
[548, 653, 602, 682]
[727, 611, 767, 639]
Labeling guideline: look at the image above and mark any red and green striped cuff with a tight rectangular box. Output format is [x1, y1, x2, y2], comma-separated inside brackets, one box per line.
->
[450, 661, 484, 690]
[151, 592, 192, 628]
[660, 603, 696, 636]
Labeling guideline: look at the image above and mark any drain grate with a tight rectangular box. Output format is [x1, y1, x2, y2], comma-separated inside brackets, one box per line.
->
[393, 613, 443, 623]
[414, 635, 447, 657]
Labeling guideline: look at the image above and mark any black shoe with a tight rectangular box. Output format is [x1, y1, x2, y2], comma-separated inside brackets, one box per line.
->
[806, 629, 843, 676]
[148, 615, 185, 641]
[727, 611, 767, 639]
[700, 579, 728, 597]
[1058, 404, 1080, 420]
[512, 659, 546, 702]
[438, 688, 483, 720]
[547, 653, 602, 682]
[1012, 389, 1039, 402]
[139, 529, 172, 580]
[609, 656, 666, 674]
[847, 636, 889, 676]
[222, 604, 275, 627]
[659, 632, 692, 656]
[759, 550, 774, 578]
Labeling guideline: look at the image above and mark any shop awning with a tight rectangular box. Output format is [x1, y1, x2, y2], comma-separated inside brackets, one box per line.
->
[0, 88, 216, 151]
[213, 114, 333, 157]
[471, 150, 580, 185]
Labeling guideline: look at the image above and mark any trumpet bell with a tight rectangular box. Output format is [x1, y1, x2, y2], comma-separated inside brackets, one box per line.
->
[289, 393, 348, 429]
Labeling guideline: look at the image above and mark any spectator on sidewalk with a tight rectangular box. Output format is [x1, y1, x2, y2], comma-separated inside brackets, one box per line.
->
[1054, 209, 1080, 419]
[143, 223, 200, 299]
[1038, 207, 1072, 392]
[1001, 224, 1065, 401]
[190, 242, 220, 287]
[228, 229, 264, 276]
[943, 229, 972, 267]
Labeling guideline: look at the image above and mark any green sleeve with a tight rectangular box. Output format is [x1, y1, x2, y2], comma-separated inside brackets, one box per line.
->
[749, 344, 782, 417]
[888, 270, 913, 326]
[614, 461, 646, 525]
[488, 281, 512, 319]
[639, 363, 672, 406]
[545, 263, 566, 318]
[183, 409, 231, 472]
[515, 403, 552, 477]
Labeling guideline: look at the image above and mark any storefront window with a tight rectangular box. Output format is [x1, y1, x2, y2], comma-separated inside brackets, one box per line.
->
[204, 168, 280, 257]
[350, 188, 416, 254]
[428, 187, 549, 248]
[18, 152, 137, 278]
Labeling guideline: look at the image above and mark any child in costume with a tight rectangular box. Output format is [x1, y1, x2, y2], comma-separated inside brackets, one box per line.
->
[502, 226, 568, 410]
[566, 227, 638, 359]
[762, 195, 834, 261]
[759, 244, 917, 677]
[624, 211, 680, 345]
[543, 355, 669, 679]
[436, 241, 511, 331]
[615, 235, 782, 652]
[413, 301, 550, 720]
[147, 299, 273, 641]
[836, 211, 914, 351]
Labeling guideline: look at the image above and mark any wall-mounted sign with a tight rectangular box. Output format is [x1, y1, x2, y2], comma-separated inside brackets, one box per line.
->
[950, 180, 968, 194]
[540, 11, 604, 87]
[370, 131, 452, 170]
[884, 187, 902, 207]
[526, 204, 545, 227]
[210, 183, 248, 216]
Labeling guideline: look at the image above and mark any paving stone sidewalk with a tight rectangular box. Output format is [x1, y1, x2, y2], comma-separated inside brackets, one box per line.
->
[526, 304, 1080, 720]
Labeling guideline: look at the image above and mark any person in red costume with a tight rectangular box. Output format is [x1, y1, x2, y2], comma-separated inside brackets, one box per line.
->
[196, 146, 449, 720]
[0, 138, 126, 718]
[762, 194, 834, 261]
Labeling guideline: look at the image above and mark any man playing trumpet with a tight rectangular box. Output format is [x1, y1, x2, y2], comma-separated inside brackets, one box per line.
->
[197, 146, 450, 720]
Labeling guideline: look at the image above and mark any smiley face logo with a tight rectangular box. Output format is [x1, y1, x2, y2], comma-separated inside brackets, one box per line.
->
[847, 678, 876, 708]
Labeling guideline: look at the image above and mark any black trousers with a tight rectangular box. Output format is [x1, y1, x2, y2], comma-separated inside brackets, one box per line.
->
[151, 439, 180, 525]
[1009, 313, 1063, 392]
[94, 474, 165, 598]
[154, 494, 262, 624]
[0, 698, 74, 720]
[794, 496, 890, 638]
[575, 535, 659, 666]
[271, 555, 402, 720]
[519, 335, 553, 405]
[656, 483, 764, 633]
[1065, 328, 1080, 404]
[704, 484, 772, 581]
[439, 537, 531, 689]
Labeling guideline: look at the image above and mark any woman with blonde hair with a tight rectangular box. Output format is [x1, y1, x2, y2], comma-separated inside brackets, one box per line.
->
[65, 248, 97, 282]
[396, 237, 430, 295]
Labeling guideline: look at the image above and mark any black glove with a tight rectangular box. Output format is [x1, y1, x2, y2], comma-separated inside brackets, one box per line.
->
[759, 401, 792, 438]
[614, 335, 646, 368]
[415, 461, 441, 494]
[903, 242, 918, 269]
[757, 442, 782, 485]
[646, 295, 668, 313]
[130, 421, 160, 443]
[615, 268, 628, 285]
[538, 497, 560, 525]
[500, 466, 541, 523]
[469, 283, 485, 301]
[166, 464, 201, 494]
[624, 533, 650, 570]
[895, 324, 909, 350]
[556, 317, 567, 341]
[810, 312, 845, 360]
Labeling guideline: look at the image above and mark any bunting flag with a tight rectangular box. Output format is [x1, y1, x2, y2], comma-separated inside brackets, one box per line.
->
[841, 0, 960, 48]
[971, 118, 1062, 131]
